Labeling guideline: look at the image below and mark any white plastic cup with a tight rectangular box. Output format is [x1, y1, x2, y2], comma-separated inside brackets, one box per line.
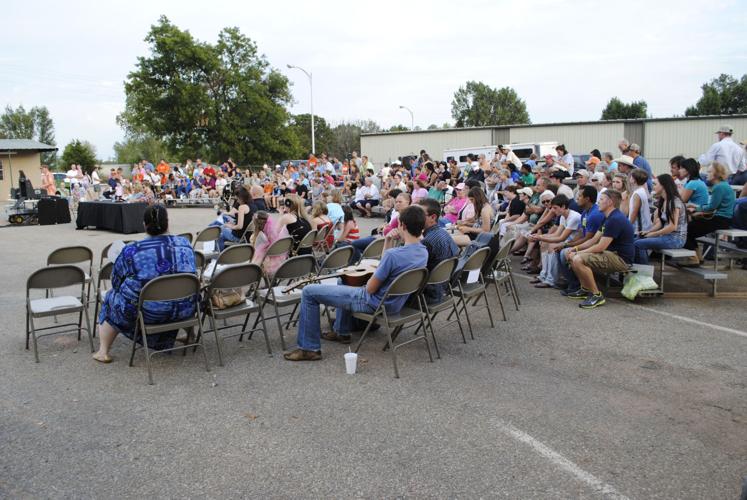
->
[344, 352, 358, 375]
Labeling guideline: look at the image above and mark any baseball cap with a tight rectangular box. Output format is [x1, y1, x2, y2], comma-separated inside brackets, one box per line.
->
[591, 172, 606, 183]
[540, 190, 555, 201]
[585, 157, 600, 166]
[715, 125, 733, 134]
[614, 155, 636, 168]
[575, 169, 590, 178]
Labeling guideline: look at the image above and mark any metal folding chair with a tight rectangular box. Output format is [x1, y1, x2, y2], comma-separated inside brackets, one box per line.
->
[202, 263, 270, 365]
[316, 246, 355, 328]
[258, 237, 294, 281]
[313, 224, 331, 257]
[358, 237, 385, 264]
[414, 257, 465, 358]
[224, 225, 252, 247]
[484, 238, 520, 319]
[252, 254, 316, 350]
[293, 229, 317, 256]
[99, 241, 135, 270]
[178, 232, 194, 245]
[128, 273, 209, 385]
[202, 244, 255, 281]
[193, 227, 221, 260]
[92, 261, 114, 337]
[352, 267, 432, 378]
[450, 247, 494, 339]
[47, 246, 94, 304]
[26, 265, 94, 362]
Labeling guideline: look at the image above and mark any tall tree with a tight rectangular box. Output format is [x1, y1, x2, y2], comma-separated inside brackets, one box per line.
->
[113, 134, 172, 164]
[328, 120, 381, 157]
[61, 140, 97, 173]
[685, 73, 747, 116]
[451, 81, 530, 127]
[601, 97, 648, 120]
[289, 114, 334, 157]
[119, 16, 299, 165]
[0, 105, 57, 168]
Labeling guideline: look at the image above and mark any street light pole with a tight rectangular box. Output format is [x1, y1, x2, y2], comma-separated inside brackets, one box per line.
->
[287, 64, 315, 155]
[399, 105, 414, 130]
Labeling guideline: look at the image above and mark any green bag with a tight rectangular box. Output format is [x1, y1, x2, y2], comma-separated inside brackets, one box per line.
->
[621, 273, 659, 301]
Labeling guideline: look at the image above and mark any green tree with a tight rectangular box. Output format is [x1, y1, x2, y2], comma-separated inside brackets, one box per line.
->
[289, 113, 334, 157]
[113, 134, 171, 164]
[0, 105, 57, 167]
[427, 124, 439, 130]
[61, 140, 97, 173]
[119, 16, 299, 165]
[451, 81, 530, 127]
[388, 124, 410, 132]
[327, 120, 381, 158]
[685, 73, 747, 116]
[601, 97, 648, 119]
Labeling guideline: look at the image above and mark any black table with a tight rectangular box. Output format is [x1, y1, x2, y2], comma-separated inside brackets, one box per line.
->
[76, 201, 148, 234]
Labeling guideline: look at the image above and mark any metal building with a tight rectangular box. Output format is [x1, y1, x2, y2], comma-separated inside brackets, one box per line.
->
[361, 114, 747, 175]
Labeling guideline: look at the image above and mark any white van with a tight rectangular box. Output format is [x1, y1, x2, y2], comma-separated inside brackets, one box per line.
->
[442, 146, 498, 168]
[503, 142, 560, 162]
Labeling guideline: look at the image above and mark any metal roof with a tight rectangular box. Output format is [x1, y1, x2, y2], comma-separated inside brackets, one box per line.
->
[0, 139, 58, 153]
[361, 114, 747, 137]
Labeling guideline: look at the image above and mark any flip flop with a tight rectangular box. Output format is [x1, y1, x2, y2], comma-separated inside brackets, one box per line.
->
[92, 353, 112, 364]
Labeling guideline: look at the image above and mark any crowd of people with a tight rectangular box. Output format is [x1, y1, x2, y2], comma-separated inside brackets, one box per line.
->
[90, 124, 747, 363]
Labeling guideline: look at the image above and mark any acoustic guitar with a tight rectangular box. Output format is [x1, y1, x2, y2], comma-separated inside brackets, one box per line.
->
[282, 264, 377, 294]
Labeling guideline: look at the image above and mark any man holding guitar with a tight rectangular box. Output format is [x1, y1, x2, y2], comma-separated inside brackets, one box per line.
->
[284, 206, 429, 361]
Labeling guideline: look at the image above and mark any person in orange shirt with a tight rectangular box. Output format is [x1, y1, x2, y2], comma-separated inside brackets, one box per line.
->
[156, 159, 170, 176]
[40, 165, 56, 196]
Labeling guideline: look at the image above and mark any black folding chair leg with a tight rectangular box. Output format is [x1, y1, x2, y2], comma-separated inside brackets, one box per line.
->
[209, 315, 224, 367]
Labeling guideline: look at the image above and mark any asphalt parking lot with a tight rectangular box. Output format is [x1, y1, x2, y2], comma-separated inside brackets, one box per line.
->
[1, 208, 746, 499]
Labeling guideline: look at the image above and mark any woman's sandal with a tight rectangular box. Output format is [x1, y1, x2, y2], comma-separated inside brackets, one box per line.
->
[92, 353, 112, 364]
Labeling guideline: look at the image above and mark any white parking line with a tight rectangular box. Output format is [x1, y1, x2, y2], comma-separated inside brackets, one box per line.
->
[495, 419, 629, 499]
[623, 302, 747, 339]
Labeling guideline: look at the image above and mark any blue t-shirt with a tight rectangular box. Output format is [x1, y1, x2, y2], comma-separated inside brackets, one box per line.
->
[581, 204, 605, 236]
[633, 156, 654, 190]
[364, 243, 428, 312]
[684, 179, 709, 207]
[601, 209, 635, 264]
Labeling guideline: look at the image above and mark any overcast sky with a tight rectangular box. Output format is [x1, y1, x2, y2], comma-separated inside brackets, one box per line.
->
[2, 0, 746, 160]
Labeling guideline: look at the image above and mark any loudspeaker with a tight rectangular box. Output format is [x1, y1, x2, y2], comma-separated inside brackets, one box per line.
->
[37, 198, 57, 225]
[55, 197, 71, 224]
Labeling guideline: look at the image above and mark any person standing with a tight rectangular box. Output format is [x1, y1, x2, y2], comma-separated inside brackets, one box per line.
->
[699, 125, 747, 185]
[40, 165, 56, 196]
[627, 144, 654, 191]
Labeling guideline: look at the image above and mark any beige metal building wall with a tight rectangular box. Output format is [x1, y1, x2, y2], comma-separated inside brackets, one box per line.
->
[643, 117, 747, 175]
[509, 122, 625, 156]
[361, 128, 493, 166]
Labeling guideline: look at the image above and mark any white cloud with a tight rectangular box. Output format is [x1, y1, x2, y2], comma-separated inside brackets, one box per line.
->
[1, 0, 745, 159]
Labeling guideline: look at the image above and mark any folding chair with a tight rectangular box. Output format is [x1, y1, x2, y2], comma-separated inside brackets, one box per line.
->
[352, 267, 432, 378]
[178, 232, 194, 245]
[224, 225, 252, 247]
[47, 246, 94, 303]
[98, 241, 135, 270]
[313, 224, 331, 256]
[317, 246, 355, 328]
[484, 238, 520, 320]
[194, 250, 206, 276]
[358, 237, 385, 264]
[450, 247, 494, 339]
[414, 257, 465, 358]
[258, 237, 294, 281]
[193, 226, 221, 260]
[93, 262, 114, 336]
[252, 254, 316, 350]
[202, 244, 255, 281]
[128, 274, 209, 385]
[202, 263, 270, 365]
[26, 265, 94, 362]
[293, 229, 317, 256]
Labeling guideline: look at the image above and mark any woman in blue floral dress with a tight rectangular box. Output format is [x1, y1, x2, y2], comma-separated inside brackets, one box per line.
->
[93, 205, 197, 363]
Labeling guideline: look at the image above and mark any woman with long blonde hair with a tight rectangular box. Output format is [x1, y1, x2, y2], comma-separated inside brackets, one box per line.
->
[278, 194, 313, 254]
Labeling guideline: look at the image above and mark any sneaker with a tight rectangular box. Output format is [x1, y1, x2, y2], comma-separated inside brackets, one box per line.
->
[565, 288, 590, 299]
[579, 293, 606, 309]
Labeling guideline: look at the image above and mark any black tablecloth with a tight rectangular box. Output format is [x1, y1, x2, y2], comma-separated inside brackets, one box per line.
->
[76, 202, 148, 234]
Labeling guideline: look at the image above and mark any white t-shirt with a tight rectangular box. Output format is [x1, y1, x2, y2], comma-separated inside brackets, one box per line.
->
[91, 170, 101, 185]
[560, 209, 582, 241]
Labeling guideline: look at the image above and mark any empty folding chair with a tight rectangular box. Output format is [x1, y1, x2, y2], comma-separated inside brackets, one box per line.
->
[317, 245, 355, 328]
[26, 265, 94, 362]
[415, 257, 465, 358]
[358, 237, 385, 264]
[128, 273, 209, 385]
[202, 244, 255, 282]
[194, 250, 206, 277]
[193, 226, 221, 260]
[484, 238, 520, 319]
[47, 246, 94, 303]
[451, 247, 494, 339]
[203, 263, 270, 365]
[252, 254, 316, 350]
[352, 267, 432, 378]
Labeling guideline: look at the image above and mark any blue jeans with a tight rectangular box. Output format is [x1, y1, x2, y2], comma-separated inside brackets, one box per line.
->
[634, 234, 685, 264]
[296, 284, 375, 351]
[730, 170, 747, 186]
[350, 236, 375, 261]
[559, 248, 579, 291]
[217, 226, 240, 251]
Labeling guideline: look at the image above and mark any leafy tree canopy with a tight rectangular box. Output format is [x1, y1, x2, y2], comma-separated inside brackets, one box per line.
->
[119, 16, 299, 165]
[0, 105, 57, 167]
[61, 140, 97, 173]
[601, 97, 648, 120]
[451, 81, 530, 127]
[685, 73, 747, 116]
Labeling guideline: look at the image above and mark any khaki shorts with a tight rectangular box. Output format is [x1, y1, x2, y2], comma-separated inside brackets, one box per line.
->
[577, 251, 629, 274]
